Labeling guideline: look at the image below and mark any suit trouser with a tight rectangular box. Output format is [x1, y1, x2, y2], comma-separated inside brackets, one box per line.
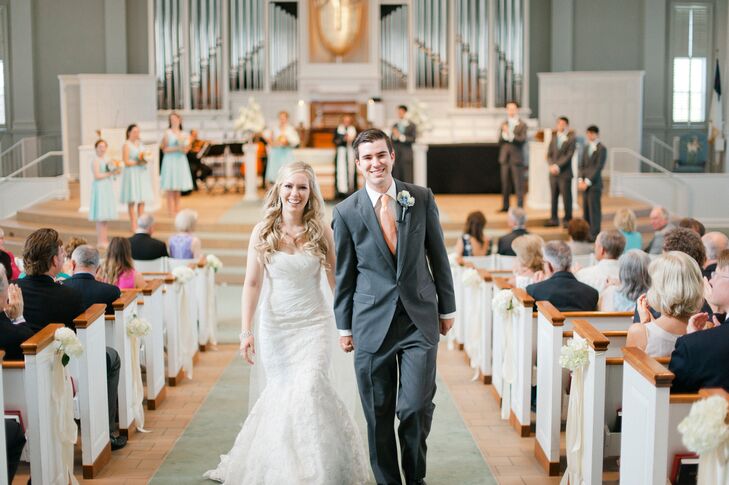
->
[106, 346, 121, 434]
[549, 171, 572, 222]
[582, 186, 602, 239]
[500, 162, 524, 208]
[5, 418, 25, 483]
[393, 145, 414, 183]
[355, 307, 438, 485]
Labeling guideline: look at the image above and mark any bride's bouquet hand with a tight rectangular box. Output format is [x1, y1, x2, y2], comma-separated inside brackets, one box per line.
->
[240, 335, 256, 365]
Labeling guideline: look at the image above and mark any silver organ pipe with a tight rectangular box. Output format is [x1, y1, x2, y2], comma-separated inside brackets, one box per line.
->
[456, 0, 487, 107]
[494, 0, 523, 106]
[229, 0, 264, 91]
[155, 0, 184, 109]
[414, 0, 448, 89]
[380, 5, 408, 90]
[269, 3, 297, 92]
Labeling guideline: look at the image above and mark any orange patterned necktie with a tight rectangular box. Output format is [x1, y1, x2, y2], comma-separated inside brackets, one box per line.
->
[379, 194, 398, 254]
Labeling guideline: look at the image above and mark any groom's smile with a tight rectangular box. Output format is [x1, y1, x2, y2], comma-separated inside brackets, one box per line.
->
[355, 138, 395, 191]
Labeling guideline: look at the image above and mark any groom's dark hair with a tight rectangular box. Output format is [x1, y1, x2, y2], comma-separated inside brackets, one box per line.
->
[353, 129, 394, 161]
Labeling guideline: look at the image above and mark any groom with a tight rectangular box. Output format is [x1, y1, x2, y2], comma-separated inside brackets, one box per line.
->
[333, 129, 456, 485]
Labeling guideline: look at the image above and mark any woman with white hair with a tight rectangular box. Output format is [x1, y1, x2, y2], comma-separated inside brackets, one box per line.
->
[599, 249, 651, 311]
[626, 251, 704, 357]
[168, 208, 202, 259]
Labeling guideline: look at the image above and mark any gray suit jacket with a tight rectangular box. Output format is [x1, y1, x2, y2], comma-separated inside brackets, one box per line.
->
[498, 120, 527, 165]
[333, 181, 456, 353]
[547, 131, 577, 175]
[579, 142, 607, 189]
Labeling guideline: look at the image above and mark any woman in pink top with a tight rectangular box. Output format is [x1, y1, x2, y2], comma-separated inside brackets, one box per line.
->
[98, 237, 145, 289]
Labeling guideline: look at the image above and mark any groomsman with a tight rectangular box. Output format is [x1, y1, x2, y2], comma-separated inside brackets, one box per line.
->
[391, 105, 417, 183]
[578, 125, 607, 240]
[498, 101, 527, 212]
[333, 114, 358, 198]
[545, 116, 576, 227]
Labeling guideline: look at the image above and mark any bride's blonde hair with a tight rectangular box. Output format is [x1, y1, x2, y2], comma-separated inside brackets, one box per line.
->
[256, 161, 328, 265]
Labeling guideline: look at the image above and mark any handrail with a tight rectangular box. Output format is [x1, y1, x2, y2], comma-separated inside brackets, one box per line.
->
[0, 138, 26, 159]
[0, 151, 63, 183]
[649, 134, 674, 169]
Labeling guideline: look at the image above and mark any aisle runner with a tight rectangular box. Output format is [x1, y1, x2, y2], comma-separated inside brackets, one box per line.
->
[151, 357, 495, 484]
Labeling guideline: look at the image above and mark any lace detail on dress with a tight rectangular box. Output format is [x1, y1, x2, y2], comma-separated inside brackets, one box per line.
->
[204, 252, 370, 484]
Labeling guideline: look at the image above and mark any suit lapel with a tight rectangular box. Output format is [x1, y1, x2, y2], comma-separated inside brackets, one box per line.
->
[395, 180, 410, 279]
[357, 189, 396, 274]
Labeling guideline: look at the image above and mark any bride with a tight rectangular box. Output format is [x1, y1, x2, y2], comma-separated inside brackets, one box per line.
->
[204, 162, 370, 484]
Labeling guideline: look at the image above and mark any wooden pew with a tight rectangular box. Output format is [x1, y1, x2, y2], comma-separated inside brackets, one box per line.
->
[619, 347, 701, 484]
[133, 257, 168, 273]
[451, 261, 465, 349]
[0, 351, 6, 482]
[534, 302, 633, 473]
[506, 287, 536, 436]
[139, 279, 166, 409]
[167, 258, 201, 362]
[71, 304, 112, 478]
[194, 258, 217, 350]
[3, 324, 74, 484]
[490, 276, 514, 404]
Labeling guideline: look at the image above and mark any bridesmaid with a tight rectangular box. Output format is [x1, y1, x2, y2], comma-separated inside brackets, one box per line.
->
[89, 139, 120, 247]
[264, 111, 300, 185]
[160, 112, 193, 215]
[120, 124, 153, 231]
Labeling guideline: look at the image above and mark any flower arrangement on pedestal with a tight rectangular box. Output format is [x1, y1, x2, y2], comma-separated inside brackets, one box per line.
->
[234, 97, 266, 142]
[407, 99, 434, 137]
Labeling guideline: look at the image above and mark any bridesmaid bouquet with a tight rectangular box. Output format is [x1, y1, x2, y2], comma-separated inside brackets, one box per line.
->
[106, 159, 123, 178]
[138, 148, 152, 166]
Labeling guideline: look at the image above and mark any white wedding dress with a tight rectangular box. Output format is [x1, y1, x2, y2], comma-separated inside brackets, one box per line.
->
[204, 252, 370, 484]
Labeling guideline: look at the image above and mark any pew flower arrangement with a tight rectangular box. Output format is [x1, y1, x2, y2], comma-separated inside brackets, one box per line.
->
[206, 254, 224, 272]
[678, 395, 729, 454]
[172, 265, 196, 284]
[126, 314, 152, 338]
[461, 267, 482, 288]
[492, 289, 519, 320]
[559, 338, 589, 371]
[54, 327, 84, 367]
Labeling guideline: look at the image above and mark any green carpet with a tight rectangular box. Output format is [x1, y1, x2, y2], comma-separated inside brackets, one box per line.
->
[151, 357, 495, 484]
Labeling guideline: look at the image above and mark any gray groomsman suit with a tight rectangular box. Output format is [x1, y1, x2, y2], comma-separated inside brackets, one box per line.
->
[498, 119, 527, 209]
[333, 180, 456, 485]
[547, 130, 577, 223]
[392, 121, 417, 183]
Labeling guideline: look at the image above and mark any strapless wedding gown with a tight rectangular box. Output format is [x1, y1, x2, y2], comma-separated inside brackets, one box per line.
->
[204, 252, 370, 484]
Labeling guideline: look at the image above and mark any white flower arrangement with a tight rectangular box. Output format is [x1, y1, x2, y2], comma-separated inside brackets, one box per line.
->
[678, 395, 729, 455]
[172, 265, 196, 284]
[407, 99, 434, 136]
[126, 314, 152, 338]
[206, 254, 224, 272]
[461, 268, 482, 288]
[559, 338, 589, 371]
[492, 289, 519, 321]
[54, 327, 84, 366]
[234, 97, 266, 138]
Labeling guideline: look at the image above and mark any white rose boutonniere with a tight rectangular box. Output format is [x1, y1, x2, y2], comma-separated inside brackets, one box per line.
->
[396, 190, 415, 222]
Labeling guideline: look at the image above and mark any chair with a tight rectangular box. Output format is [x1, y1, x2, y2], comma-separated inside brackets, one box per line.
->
[674, 133, 707, 173]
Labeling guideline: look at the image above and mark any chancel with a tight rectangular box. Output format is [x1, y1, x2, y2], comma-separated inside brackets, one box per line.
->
[2, 0, 729, 483]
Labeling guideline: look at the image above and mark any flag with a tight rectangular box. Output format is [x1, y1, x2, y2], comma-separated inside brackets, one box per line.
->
[708, 59, 723, 149]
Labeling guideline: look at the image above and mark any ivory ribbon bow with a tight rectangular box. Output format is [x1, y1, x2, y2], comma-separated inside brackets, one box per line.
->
[561, 367, 585, 485]
[52, 353, 79, 485]
[178, 282, 195, 379]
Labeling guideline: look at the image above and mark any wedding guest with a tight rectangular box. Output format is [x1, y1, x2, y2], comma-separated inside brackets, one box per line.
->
[510, 234, 544, 288]
[627, 251, 704, 357]
[599, 250, 651, 312]
[60, 236, 87, 280]
[498, 101, 527, 211]
[89, 139, 119, 247]
[577, 125, 607, 239]
[701, 231, 728, 279]
[333, 114, 358, 198]
[0, 251, 12, 282]
[455, 211, 490, 257]
[576, 229, 625, 293]
[63, 245, 121, 314]
[0, 228, 20, 279]
[497, 207, 529, 256]
[678, 217, 705, 237]
[120, 124, 153, 231]
[98, 237, 145, 289]
[566, 218, 594, 256]
[0, 266, 33, 360]
[129, 213, 168, 261]
[391, 105, 417, 183]
[160, 112, 193, 215]
[264, 111, 300, 185]
[644, 206, 674, 254]
[545, 116, 576, 227]
[701, 249, 729, 325]
[613, 208, 642, 252]
[168, 209, 202, 260]
[525, 240, 598, 311]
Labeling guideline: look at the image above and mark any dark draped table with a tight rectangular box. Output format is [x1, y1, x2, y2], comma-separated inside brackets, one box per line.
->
[426, 143, 502, 194]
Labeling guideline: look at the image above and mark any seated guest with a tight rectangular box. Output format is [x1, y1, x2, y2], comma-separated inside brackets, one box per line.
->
[526, 240, 598, 311]
[63, 245, 121, 314]
[0, 267, 33, 360]
[645, 206, 674, 254]
[169, 208, 203, 260]
[576, 229, 625, 293]
[613, 208, 642, 252]
[678, 217, 705, 237]
[497, 207, 528, 256]
[702, 249, 729, 325]
[59, 235, 87, 280]
[0, 250, 13, 282]
[510, 234, 544, 288]
[566, 218, 593, 256]
[702, 231, 729, 279]
[0, 228, 20, 279]
[455, 211, 490, 257]
[627, 251, 704, 357]
[15, 228, 84, 331]
[129, 213, 169, 261]
[98, 237, 145, 289]
[5, 418, 25, 484]
[599, 250, 651, 312]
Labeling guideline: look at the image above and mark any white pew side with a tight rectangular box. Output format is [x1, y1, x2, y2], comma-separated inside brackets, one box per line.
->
[108, 292, 140, 437]
[140, 279, 167, 408]
[167, 259, 201, 363]
[490, 276, 514, 403]
[509, 287, 536, 437]
[133, 257, 169, 273]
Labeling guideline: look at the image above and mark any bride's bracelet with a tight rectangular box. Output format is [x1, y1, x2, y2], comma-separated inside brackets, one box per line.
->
[239, 329, 254, 341]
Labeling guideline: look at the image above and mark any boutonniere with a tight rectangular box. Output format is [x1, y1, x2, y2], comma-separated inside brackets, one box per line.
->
[396, 190, 415, 222]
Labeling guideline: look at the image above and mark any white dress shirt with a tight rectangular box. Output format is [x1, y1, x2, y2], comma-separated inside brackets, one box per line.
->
[576, 258, 620, 294]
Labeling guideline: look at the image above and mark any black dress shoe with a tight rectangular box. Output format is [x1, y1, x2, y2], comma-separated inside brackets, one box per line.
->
[110, 434, 127, 450]
[497, 207, 509, 213]
[544, 220, 559, 227]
